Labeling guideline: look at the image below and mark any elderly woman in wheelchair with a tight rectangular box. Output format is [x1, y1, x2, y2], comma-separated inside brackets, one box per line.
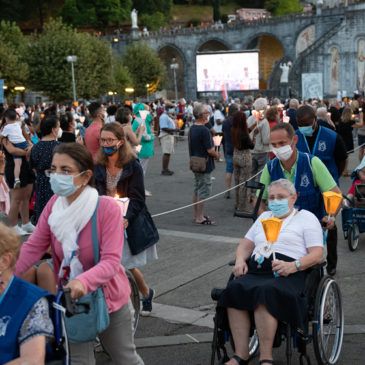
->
[217, 179, 324, 365]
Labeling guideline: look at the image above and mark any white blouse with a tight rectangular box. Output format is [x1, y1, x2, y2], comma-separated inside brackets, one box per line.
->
[245, 209, 323, 260]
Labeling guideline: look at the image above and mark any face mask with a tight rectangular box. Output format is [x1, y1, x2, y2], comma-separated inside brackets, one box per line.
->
[245, 110, 250, 118]
[168, 108, 175, 114]
[56, 128, 63, 139]
[298, 125, 314, 137]
[102, 141, 121, 156]
[272, 144, 293, 161]
[268, 199, 290, 217]
[50, 172, 84, 197]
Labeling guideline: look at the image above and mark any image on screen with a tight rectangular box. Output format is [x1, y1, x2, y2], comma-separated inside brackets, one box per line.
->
[196, 52, 259, 92]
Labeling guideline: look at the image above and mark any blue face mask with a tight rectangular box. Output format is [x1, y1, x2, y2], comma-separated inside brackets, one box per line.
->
[245, 110, 250, 118]
[299, 125, 314, 137]
[50, 173, 84, 197]
[102, 142, 121, 156]
[268, 199, 290, 217]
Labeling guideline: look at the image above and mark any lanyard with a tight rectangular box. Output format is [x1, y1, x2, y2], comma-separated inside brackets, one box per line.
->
[0, 275, 14, 305]
[269, 208, 297, 236]
[302, 126, 322, 154]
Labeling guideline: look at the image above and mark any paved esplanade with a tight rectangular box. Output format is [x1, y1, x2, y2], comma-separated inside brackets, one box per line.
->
[112, 2, 365, 101]
[128, 137, 363, 364]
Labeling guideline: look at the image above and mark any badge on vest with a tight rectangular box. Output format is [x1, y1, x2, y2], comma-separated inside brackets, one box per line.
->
[318, 141, 327, 152]
[300, 174, 310, 188]
[0, 316, 11, 336]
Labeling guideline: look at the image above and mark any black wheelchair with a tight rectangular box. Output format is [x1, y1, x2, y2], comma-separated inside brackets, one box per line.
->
[210, 261, 344, 365]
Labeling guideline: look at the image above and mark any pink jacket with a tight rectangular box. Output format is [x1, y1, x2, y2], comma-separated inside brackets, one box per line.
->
[0, 179, 10, 216]
[15, 195, 130, 313]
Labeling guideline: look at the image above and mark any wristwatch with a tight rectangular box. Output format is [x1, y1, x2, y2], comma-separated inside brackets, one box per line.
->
[295, 260, 302, 271]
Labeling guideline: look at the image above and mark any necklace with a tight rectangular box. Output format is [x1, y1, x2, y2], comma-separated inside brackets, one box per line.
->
[106, 168, 122, 196]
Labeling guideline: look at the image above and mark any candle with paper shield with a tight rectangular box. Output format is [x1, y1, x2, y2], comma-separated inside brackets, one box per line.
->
[135, 145, 142, 154]
[114, 194, 130, 217]
[178, 119, 184, 128]
[323, 191, 343, 215]
[261, 217, 282, 277]
[283, 116, 290, 123]
[139, 110, 149, 120]
[213, 135, 223, 147]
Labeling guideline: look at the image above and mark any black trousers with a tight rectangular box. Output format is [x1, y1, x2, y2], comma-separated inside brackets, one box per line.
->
[326, 225, 337, 270]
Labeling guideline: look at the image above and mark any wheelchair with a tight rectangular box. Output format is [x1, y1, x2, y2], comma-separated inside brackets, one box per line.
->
[210, 261, 344, 365]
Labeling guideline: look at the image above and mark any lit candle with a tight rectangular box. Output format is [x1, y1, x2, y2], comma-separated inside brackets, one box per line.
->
[114, 194, 130, 217]
[135, 145, 142, 153]
[213, 135, 223, 147]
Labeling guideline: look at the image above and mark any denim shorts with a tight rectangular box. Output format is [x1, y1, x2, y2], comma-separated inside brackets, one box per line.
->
[225, 154, 233, 173]
[193, 172, 212, 199]
[13, 141, 29, 159]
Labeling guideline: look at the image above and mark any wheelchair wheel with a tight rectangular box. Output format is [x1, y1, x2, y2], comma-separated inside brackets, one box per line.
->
[313, 276, 344, 365]
[347, 224, 359, 251]
[126, 270, 140, 333]
[229, 330, 259, 359]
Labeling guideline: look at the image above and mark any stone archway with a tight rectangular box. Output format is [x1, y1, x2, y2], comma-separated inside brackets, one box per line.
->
[158, 45, 185, 101]
[197, 39, 229, 52]
[247, 34, 284, 90]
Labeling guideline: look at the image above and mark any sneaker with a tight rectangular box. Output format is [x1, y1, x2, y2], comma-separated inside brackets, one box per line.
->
[161, 170, 174, 176]
[13, 179, 21, 189]
[141, 288, 155, 316]
[22, 221, 36, 233]
[12, 225, 29, 236]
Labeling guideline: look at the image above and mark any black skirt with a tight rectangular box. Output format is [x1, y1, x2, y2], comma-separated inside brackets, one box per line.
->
[217, 253, 308, 332]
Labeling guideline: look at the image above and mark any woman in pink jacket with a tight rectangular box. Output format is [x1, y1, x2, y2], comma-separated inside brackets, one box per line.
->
[15, 143, 144, 365]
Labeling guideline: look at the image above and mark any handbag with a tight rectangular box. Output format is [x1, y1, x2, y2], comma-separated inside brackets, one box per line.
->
[64, 197, 110, 343]
[188, 130, 208, 173]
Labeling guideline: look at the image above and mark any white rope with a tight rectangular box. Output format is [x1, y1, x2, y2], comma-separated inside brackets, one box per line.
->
[151, 168, 263, 218]
[347, 142, 365, 154]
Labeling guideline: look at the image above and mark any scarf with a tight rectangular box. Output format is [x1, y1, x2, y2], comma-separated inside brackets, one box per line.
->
[48, 186, 99, 280]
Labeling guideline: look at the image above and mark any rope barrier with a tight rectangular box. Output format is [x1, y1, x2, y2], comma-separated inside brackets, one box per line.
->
[151, 142, 365, 218]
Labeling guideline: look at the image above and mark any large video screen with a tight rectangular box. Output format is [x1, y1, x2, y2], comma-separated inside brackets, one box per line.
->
[196, 52, 259, 92]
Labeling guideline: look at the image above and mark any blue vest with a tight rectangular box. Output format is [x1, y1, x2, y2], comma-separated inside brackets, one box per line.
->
[296, 126, 339, 185]
[268, 151, 326, 221]
[0, 276, 52, 364]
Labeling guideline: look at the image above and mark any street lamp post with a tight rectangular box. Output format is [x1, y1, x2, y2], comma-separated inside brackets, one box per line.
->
[146, 84, 150, 102]
[170, 59, 179, 102]
[66, 55, 78, 103]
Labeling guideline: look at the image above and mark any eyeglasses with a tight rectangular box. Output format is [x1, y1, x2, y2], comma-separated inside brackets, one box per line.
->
[100, 138, 119, 145]
[45, 169, 83, 177]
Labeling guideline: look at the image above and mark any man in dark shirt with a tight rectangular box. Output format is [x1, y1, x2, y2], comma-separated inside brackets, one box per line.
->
[296, 105, 347, 276]
[222, 103, 239, 198]
[189, 103, 220, 225]
[287, 98, 299, 130]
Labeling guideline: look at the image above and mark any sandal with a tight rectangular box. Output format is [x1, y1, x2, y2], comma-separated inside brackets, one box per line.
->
[195, 217, 216, 225]
[221, 355, 249, 365]
[259, 360, 274, 364]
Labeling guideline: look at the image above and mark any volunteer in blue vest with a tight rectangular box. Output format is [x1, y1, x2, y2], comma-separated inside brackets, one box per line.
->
[255, 123, 342, 275]
[296, 105, 348, 276]
[0, 222, 54, 364]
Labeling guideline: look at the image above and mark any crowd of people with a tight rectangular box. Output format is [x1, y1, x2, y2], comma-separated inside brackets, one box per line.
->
[0, 92, 363, 364]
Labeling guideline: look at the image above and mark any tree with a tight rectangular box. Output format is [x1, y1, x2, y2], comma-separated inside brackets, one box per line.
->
[132, 0, 172, 17]
[122, 41, 165, 96]
[140, 12, 168, 31]
[112, 61, 133, 96]
[265, 0, 302, 15]
[25, 19, 115, 101]
[0, 21, 28, 90]
[60, 0, 132, 29]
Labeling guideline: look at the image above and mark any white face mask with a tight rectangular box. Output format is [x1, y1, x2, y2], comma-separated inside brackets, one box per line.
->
[272, 144, 293, 161]
[57, 128, 63, 139]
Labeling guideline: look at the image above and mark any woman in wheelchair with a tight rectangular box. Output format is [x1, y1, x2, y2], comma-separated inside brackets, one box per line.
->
[217, 179, 323, 365]
[0, 223, 54, 365]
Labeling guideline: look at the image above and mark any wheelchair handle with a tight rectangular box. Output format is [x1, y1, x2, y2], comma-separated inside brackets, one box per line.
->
[62, 288, 90, 317]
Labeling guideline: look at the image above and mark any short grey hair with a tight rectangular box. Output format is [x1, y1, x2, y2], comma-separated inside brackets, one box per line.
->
[253, 97, 268, 111]
[316, 107, 327, 119]
[268, 179, 296, 196]
[271, 98, 281, 106]
[193, 102, 206, 119]
[228, 103, 239, 116]
[289, 98, 299, 109]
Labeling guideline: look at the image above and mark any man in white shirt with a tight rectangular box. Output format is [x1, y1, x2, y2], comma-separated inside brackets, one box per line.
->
[213, 103, 224, 161]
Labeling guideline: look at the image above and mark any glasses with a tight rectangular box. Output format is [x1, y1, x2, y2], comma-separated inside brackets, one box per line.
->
[100, 138, 119, 145]
[45, 169, 83, 177]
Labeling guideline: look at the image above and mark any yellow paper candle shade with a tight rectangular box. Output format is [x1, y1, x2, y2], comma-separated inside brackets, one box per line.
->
[261, 217, 283, 242]
[323, 191, 343, 215]
[178, 119, 184, 128]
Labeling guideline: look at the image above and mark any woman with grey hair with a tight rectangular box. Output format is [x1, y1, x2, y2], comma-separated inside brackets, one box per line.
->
[217, 178, 323, 365]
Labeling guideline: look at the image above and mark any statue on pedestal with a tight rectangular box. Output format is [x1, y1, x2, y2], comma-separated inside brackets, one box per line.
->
[131, 9, 138, 29]
[280, 62, 292, 84]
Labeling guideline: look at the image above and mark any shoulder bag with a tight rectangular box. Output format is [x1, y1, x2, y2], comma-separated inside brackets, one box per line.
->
[64, 197, 110, 343]
[188, 129, 208, 173]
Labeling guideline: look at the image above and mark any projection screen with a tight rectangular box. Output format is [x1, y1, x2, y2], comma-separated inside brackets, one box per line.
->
[196, 51, 259, 92]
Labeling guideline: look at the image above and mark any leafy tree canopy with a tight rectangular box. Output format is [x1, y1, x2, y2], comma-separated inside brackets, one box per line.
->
[60, 0, 132, 29]
[132, 0, 173, 17]
[140, 12, 168, 31]
[122, 41, 165, 96]
[265, 0, 302, 15]
[26, 19, 115, 101]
